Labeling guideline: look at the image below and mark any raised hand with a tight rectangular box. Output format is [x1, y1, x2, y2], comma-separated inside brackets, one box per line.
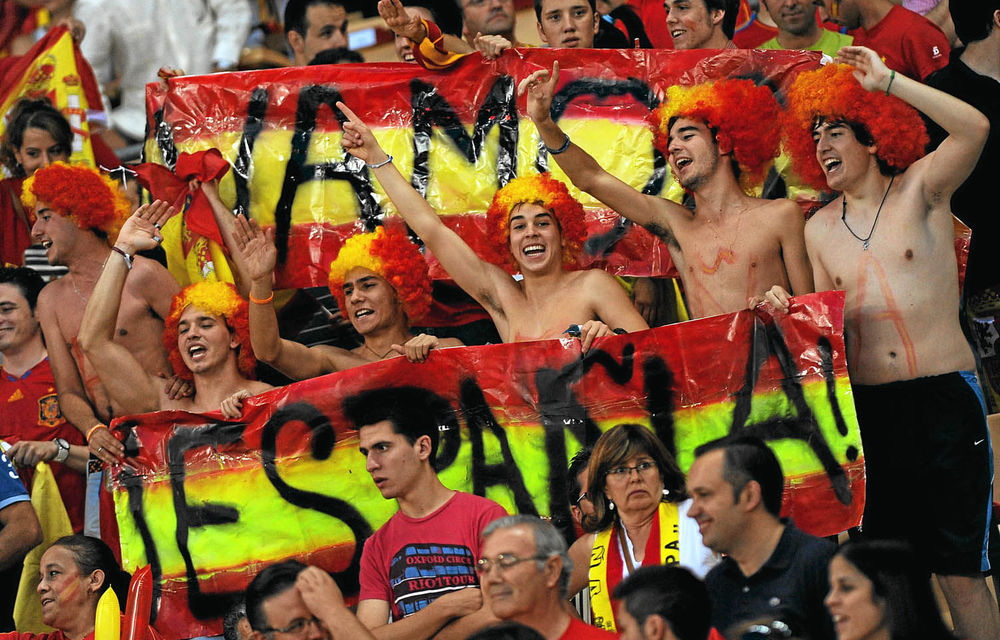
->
[233, 216, 277, 284]
[337, 101, 390, 166]
[297, 566, 347, 613]
[115, 200, 174, 254]
[835, 45, 892, 94]
[378, 0, 426, 42]
[517, 61, 560, 125]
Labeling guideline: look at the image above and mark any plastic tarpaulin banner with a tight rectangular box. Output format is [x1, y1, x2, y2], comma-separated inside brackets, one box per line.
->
[107, 291, 863, 639]
[143, 48, 826, 288]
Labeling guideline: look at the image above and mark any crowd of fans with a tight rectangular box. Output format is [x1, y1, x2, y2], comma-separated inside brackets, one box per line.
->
[1, 1, 999, 639]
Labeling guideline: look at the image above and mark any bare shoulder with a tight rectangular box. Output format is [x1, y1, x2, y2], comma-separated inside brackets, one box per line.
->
[129, 257, 180, 295]
[749, 197, 802, 224]
[36, 278, 65, 309]
[247, 381, 274, 395]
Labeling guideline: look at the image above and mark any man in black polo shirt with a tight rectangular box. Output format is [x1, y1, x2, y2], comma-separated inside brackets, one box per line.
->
[686, 438, 835, 640]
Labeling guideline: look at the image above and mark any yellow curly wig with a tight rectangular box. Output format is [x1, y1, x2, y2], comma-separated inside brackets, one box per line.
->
[648, 79, 782, 191]
[327, 225, 432, 323]
[782, 64, 928, 191]
[21, 162, 131, 239]
[485, 174, 587, 269]
[162, 281, 256, 381]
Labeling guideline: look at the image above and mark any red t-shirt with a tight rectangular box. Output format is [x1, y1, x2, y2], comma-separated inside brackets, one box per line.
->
[733, 13, 777, 49]
[628, 0, 672, 49]
[1, 358, 87, 532]
[1, 178, 30, 266]
[558, 617, 619, 639]
[853, 5, 948, 80]
[358, 491, 507, 621]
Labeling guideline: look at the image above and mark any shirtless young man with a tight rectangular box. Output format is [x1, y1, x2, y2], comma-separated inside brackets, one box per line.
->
[78, 202, 272, 422]
[518, 63, 813, 319]
[765, 46, 998, 640]
[337, 103, 648, 349]
[23, 163, 181, 464]
[233, 217, 462, 380]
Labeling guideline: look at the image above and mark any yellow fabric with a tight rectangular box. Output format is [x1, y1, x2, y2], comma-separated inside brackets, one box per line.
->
[14, 461, 73, 633]
[588, 501, 680, 631]
[673, 279, 690, 322]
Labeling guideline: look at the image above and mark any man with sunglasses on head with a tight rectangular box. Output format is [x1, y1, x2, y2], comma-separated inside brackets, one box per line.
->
[478, 515, 617, 639]
[244, 560, 375, 640]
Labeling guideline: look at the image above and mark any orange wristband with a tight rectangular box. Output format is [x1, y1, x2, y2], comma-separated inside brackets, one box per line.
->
[249, 291, 274, 305]
[86, 424, 108, 442]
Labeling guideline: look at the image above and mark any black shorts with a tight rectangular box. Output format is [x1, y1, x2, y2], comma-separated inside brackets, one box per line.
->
[852, 371, 993, 575]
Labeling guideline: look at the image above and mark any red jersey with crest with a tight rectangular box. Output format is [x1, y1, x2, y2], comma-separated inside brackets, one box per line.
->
[1, 358, 86, 532]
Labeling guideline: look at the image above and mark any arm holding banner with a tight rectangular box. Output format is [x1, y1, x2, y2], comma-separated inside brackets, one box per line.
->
[78, 202, 175, 416]
[233, 216, 371, 378]
[339, 101, 520, 340]
[519, 62, 686, 241]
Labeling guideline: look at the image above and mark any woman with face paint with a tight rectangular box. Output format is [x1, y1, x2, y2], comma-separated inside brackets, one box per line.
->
[0, 535, 132, 640]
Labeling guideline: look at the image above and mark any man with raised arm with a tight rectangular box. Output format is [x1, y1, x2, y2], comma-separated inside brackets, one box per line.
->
[338, 103, 648, 348]
[23, 163, 181, 464]
[766, 46, 998, 640]
[518, 63, 813, 319]
[78, 202, 271, 422]
[233, 216, 462, 380]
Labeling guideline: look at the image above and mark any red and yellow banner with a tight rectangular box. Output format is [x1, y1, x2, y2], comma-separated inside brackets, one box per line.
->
[107, 291, 863, 639]
[143, 49, 825, 287]
[0, 26, 105, 171]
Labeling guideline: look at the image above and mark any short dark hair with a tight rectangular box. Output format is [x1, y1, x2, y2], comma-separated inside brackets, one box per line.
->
[566, 446, 592, 507]
[50, 535, 131, 610]
[0, 266, 45, 311]
[309, 47, 364, 64]
[613, 565, 711, 640]
[0, 98, 72, 177]
[342, 386, 457, 467]
[950, 1, 1000, 44]
[245, 560, 308, 632]
[534, 0, 596, 22]
[835, 541, 957, 640]
[222, 600, 248, 640]
[707, 0, 740, 39]
[694, 437, 784, 517]
[284, 0, 347, 36]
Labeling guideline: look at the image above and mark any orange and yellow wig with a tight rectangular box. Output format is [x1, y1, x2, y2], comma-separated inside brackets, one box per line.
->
[21, 162, 130, 239]
[485, 174, 587, 269]
[162, 281, 256, 381]
[782, 64, 928, 191]
[648, 79, 781, 191]
[327, 225, 432, 323]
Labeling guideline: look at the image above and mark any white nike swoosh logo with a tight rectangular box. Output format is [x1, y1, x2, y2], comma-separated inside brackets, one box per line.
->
[974, 439, 985, 445]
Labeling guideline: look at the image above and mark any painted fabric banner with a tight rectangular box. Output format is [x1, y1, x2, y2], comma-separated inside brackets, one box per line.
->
[142, 48, 825, 289]
[107, 291, 863, 639]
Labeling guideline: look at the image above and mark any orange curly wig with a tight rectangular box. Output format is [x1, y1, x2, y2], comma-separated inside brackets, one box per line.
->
[648, 79, 781, 191]
[162, 281, 256, 382]
[485, 174, 587, 269]
[327, 224, 432, 324]
[782, 64, 928, 191]
[21, 162, 131, 239]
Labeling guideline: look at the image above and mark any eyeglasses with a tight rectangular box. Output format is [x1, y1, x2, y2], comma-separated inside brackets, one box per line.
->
[605, 460, 657, 479]
[573, 492, 590, 507]
[261, 616, 321, 636]
[475, 554, 549, 575]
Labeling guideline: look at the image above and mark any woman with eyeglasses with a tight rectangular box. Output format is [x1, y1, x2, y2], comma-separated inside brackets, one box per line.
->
[0, 535, 132, 640]
[565, 423, 716, 633]
[825, 541, 957, 640]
